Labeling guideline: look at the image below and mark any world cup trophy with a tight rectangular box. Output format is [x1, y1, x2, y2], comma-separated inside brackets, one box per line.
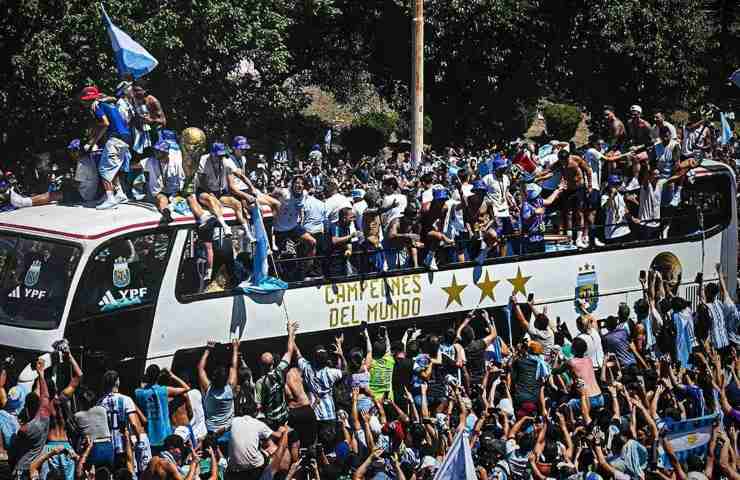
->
[179, 127, 206, 196]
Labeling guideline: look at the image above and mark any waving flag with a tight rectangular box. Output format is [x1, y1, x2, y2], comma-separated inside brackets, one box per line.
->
[658, 414, 718, 469]
[238, 205, 288, 294]
[433, 430, 476, 480]
[100, 4, 158, 79]
[720, 112, 733, 145]
[324, 129, 332, 147]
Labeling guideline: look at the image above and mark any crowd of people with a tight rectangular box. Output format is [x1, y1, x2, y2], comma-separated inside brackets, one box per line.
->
[0, 80, 738, 287]
[0, 261, 739, 480]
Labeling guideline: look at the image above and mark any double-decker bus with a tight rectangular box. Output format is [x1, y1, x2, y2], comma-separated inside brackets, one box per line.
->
[0, 161, 735, 388]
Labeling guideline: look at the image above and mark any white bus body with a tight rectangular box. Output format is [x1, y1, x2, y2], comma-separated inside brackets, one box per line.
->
[0, 162, 735, 386]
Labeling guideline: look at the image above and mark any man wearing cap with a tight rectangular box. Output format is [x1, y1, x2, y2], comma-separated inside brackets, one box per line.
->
[626, 105, 653, 149]
[80, 85, 132, 210]
[195, 143, 250, 233]
[140, 139, 186, 223]
[10, 139, 100, 208]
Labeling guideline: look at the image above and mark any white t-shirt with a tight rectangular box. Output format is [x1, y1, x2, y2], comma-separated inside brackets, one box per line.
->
[420, 188, 434, 205]
[75, 155, 100, 202]
[196, 154, 227, 193]
[98, 392, 137, 453]
[604, 193, 631, 240]
[650, 121, 677, 141]
[187, 389, 207, 442]
[224, 156, 248, 191]
[584, 148, 603, 190]
[353, 200, 368, 232]
[141, 156, 185, 198]
[274, 189, 305, 232]
[482, 173, 511, 217]
[577, 327, 605, 369]
[639, 179, 666, 228]
[325, 193, 352, 224]
[381, 193, 407, 229]
[449, 184, 473, 235]
[539, 153, 561, 190]
[227, 415, 273, 470]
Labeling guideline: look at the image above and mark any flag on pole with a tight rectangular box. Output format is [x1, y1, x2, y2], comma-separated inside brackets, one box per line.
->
[730, 69, 740, 88]
[720, 112, 734, 145]
[238, 205, 288, 294]
[433, 429, 476, 480]
[100, 4, 158, 79]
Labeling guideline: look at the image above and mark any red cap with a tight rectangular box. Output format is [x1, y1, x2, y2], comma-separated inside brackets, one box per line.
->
[80, 86, 101, 101]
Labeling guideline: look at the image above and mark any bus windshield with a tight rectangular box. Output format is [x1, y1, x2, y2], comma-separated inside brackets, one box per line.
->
[0, 234, 81, 329]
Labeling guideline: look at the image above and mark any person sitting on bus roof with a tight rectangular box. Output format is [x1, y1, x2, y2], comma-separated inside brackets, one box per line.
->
[420, 189, 454, 271]
[519, 181, 564, 255]
[462, 180, 497, 265]
[271, 175, 317, 261]
[140, 139, 185, 223]
[195, 143, 249, 235]
[224, 136, 257, 242]
[327, 207, 360, 277]
[10, 139, 101, 209]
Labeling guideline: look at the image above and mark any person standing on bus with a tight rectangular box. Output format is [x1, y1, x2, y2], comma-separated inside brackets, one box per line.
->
[141, 139, 185, 223]
[135, 365, 190, 455]
[197, 339, 240, 442]
[635, 165, 686, 240]
[604, 107, 627, 149]
[519, 182, 564, 254]
[626, 105, 653, 149]
[482, 156, 514, 258]
[79, 85, 132, 211]
[603, 175, 633, 244]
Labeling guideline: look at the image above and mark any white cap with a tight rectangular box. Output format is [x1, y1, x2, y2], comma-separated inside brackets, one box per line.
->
[630, 105, 642, 114]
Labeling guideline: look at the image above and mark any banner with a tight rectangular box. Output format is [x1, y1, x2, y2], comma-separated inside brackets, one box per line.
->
[658, 414, 718, 468]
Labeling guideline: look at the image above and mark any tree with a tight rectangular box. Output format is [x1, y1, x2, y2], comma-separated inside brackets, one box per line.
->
[341, 111, 399, 160]
[542, 103, 581, 142]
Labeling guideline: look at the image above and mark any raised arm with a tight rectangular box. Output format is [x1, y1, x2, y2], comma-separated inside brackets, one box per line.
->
[197, 343, 212, 393]
[510, 295, 529, 330]
[228, 338, 240, 389]
[662, 436, 688, 480]
[61, 351, 84, 397]
[164, 369, 191, 398]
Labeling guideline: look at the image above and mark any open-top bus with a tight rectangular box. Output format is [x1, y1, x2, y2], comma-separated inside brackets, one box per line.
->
[0, 160, 735, 388]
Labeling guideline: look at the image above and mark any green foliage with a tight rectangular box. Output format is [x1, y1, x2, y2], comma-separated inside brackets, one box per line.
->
[341, 111, 399, 159]
[542, 103, 581, 142]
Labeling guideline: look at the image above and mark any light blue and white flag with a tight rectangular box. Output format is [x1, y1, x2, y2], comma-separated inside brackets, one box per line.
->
[433, 429, 476, 480]
[720, 112, 733, 145]
[324, 129, 332, 147]
[238, 205, 288, 295]
[100, 4, 158, 79]
[658, 413, 719, 469]
[730, 69, 740, 89]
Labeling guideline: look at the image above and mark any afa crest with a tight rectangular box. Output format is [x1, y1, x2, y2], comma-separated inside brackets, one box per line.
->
[112, 257, 131, 289]
[24, 260, 42, 287]
[574, 263, 598, 313]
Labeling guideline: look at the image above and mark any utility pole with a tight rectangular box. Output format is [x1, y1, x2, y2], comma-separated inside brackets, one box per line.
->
[411, 0, 424, 167]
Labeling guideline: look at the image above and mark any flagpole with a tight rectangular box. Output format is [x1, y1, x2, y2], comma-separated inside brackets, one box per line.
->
[411, 0, 424, 168]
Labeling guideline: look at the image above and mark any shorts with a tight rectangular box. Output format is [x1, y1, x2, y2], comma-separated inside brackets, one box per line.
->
[568, 394, 605, 412]
[60, 183, 84, 204]
[563, 186, 587, 211]
[585, 189, 601, 210]
[275, 226, 308, 251]
[494, 216, 514, 237]
[42, 441, 75, 480]
[98, 137, 131, 183]
[196, 188, 229, 199]
[288, 405, 318, 447]
[88, 440, 115, 467]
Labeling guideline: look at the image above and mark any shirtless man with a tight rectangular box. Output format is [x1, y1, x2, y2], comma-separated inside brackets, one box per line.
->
[140, 434, 206, 480]
[463, 180, 499, 262]
[542, 149, 593, 248]
[285, 367, 317, 457]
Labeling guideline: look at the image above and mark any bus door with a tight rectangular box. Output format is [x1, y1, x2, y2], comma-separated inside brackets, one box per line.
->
[66, 230, 174, 391]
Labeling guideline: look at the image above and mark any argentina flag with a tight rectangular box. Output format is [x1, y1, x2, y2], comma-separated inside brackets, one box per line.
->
[720, 112, 733, 145]
[238, 205, 288, 294]
[658, 414, 719, 468]
[100, 4, 158, 79]
[433, 429, 476, 480]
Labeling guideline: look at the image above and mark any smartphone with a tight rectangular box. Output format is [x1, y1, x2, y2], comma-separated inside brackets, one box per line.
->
[639, 270, 647, 282]
[527, 293, 534, 303]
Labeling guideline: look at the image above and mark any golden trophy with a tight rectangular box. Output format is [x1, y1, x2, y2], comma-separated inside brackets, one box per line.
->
[179, 127, 206, 196]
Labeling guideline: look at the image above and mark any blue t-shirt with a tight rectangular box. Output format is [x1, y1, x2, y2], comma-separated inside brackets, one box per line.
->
[204, 385, 234, 432]
[135, 385, 171, 447]
[95, 102, 131, 141]
[521, 198, 545, 243]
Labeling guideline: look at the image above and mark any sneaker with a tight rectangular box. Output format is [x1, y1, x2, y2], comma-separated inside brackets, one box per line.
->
[160, 209, 173, 224]
[198, 213, 217, 230]
[593, 237, 605, 247]
[96, 196, 121, 210]
[424, 251, 438, 271]
[9, 189, 28, 208]
[114, 190, 129, 205]
[576, 236, 588, 249]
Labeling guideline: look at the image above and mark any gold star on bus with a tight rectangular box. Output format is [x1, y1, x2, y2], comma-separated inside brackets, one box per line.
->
[476, 270, 499, 303]
[442, 274, 467, 308]
[507, 266, 532, 297]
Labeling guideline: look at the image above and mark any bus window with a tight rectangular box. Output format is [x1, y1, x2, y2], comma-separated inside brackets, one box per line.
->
[176, 226, 249, 298]
[70, 231, 173, 319]
[667, 171, 732, 237]
[0, 235, 81, 329]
